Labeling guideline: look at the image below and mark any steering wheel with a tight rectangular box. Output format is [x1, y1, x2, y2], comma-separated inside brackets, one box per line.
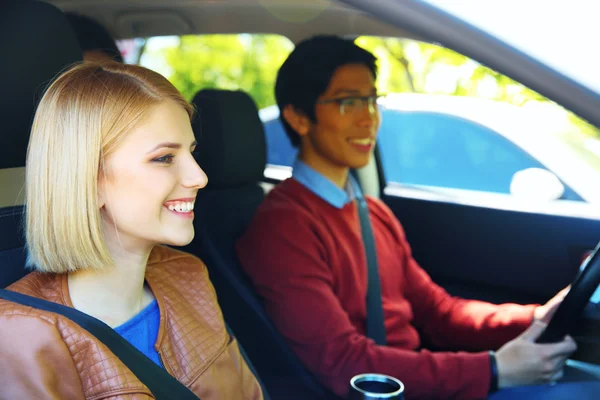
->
[537, 241, 600, 343]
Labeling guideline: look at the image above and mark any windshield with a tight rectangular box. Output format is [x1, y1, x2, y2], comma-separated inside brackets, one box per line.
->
[423, 0, 600, 95]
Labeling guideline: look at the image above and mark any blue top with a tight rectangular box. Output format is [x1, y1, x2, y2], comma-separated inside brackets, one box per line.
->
[114, 298, 162, 367]
[292, 159, 363, 209]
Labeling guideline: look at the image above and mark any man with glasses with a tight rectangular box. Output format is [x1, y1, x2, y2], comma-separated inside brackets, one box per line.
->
[236, 35, 577, 399]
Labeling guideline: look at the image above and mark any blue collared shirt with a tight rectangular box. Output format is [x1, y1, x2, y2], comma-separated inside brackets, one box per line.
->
[292, 159, 363, 209]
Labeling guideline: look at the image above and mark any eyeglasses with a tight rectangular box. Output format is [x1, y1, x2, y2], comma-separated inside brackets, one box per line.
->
[316, 94, 385, 115]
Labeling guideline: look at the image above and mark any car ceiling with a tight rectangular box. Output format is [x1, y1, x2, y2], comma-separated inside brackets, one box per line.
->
[48, 0, 420, 42]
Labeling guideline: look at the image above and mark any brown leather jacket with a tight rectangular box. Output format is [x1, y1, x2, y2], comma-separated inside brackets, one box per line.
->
[0, 246, 263, 400]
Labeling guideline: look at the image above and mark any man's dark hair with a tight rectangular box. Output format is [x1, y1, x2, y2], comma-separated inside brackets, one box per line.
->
[275, 35, 377, 147]
[66, 13, 123, 63]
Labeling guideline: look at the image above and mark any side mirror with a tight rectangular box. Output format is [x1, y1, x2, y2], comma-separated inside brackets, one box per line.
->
[510, 168, 565, 202]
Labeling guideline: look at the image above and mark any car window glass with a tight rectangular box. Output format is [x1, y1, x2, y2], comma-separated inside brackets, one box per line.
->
[263, 118, 297, 167]
[356, 36, 600, 204]
[378, 111, 544, 194]
[119, 34, 600, 204]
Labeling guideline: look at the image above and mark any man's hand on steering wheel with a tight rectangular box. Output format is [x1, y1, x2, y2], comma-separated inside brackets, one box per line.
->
[496, 320, 577, 388]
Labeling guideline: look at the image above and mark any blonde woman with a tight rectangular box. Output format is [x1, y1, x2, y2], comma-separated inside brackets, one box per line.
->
[0, 62, 263, 400]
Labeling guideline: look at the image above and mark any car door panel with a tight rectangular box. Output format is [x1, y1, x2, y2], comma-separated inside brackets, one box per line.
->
[382, 192, 600, 305]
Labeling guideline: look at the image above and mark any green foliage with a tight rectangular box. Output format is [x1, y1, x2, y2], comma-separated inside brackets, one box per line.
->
[143, 33, 597, 139]
[355, 36, 598, 139]
[150, 34, 293, 109]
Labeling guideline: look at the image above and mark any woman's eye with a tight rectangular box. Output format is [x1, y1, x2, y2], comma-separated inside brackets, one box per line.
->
[152, 154, 175, 164]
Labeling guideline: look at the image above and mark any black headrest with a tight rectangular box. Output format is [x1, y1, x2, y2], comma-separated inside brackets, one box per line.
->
[0, 1, 83, 169]
[66, 13, 123, 63]
[192, 90, 267, 188]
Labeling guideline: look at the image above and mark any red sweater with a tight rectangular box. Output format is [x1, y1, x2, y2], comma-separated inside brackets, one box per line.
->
[236, 178, 536, 399]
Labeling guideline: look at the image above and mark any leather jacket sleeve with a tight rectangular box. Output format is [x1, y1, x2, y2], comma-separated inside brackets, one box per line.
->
[230, 336, 264, 400]
[0, 312, 86, 400]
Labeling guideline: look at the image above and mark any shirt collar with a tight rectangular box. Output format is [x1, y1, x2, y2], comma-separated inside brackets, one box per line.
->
[292, 159, 363, 209]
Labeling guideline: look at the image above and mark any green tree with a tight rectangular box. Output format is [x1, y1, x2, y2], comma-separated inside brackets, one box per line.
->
[356, 36, 598, 139]
[142, 33, 597, 140]
[147, 34, 293, 109]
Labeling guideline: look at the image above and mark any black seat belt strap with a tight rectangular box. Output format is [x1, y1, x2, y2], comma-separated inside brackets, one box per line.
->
[356, 197, 387, 345]
[0, 289, 200, 400]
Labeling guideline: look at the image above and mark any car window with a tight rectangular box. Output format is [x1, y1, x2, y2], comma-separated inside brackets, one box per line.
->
[120, 34, 293, 109]
[262, 117, 297, 167]
[356, 36, 600, 204]
[379, 111, 542, 193]
[120, 34, 600, 204]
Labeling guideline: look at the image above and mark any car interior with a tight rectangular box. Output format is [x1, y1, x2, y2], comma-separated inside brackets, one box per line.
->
[2, 0, 600, 399]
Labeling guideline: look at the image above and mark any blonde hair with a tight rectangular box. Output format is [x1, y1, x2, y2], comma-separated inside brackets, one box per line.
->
[26, 62, 194, 273]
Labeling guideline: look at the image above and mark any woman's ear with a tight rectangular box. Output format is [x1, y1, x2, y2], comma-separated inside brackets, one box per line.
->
[282, 105, 311, 138]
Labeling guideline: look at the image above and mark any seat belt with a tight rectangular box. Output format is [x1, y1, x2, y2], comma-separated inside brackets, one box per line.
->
[0, 288, 200, 400]
[356, 196, 387, 345]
